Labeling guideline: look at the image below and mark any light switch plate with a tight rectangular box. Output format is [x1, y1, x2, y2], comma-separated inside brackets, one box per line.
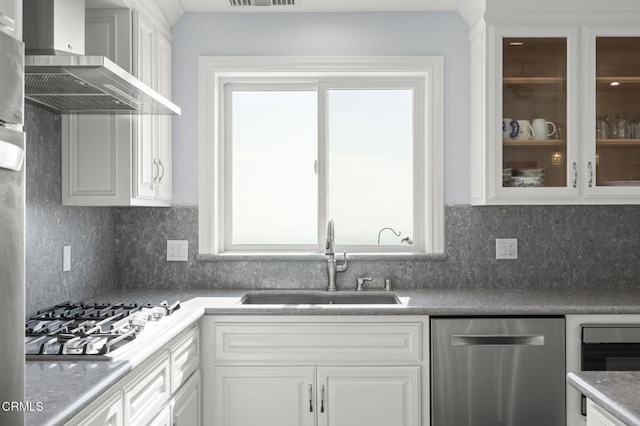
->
[495, 238, 518, 260]
[63, 245, 71, 271]
[167, 240, 188, 261]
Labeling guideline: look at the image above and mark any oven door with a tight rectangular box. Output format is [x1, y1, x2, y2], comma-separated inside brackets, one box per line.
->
[581, 324, 640, 414]
[582, 324, 640, 370]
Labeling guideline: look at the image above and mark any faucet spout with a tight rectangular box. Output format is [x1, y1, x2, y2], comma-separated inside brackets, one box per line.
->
[325, 219, 335, 255]
[325, 219, 347, 291]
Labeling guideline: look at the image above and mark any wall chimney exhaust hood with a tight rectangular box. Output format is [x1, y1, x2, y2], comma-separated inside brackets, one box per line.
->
[23, 0, 181, 115]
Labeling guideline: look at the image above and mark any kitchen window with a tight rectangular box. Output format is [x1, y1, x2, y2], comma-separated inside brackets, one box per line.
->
[198, 57, 444, 255]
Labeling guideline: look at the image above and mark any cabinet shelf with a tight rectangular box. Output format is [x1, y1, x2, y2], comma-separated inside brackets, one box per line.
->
[596, 76, 640, 84]
[503, 139, 566, 148]
[503, 76, 566, 85]
[597, 138, 640, 146]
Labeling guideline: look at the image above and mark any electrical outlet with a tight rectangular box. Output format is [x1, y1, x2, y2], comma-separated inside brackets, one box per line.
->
[167, 240, 188, 261]
[495, 238, 518, 260]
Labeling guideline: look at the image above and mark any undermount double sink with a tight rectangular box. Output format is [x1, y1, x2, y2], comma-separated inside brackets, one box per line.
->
[239, 290, 401, 305]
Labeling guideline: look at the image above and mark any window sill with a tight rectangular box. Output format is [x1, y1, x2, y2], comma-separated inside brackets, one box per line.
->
[196, 253, 447, 262]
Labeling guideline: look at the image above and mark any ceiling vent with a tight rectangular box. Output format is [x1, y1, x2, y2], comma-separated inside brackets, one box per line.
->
[229, 0, 296, 7]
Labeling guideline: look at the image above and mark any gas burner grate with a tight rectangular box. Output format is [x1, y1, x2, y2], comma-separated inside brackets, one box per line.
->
[25, 300, 181, 360]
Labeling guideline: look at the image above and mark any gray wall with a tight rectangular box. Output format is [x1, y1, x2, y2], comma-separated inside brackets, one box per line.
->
[24, 104, 116, 317]
[114, 205, 640, 290]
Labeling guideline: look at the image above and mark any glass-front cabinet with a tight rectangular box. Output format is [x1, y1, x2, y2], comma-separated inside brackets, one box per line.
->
[492, 26, 579, 203]
[502, 37, 568, 188]
[584, 27, 640, 201]
[472, 21, 640, 205]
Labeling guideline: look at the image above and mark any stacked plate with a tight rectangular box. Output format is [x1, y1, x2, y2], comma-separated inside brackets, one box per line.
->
[509, 168, 545, 187]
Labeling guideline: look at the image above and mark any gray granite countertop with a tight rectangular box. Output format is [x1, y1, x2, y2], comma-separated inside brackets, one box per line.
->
[568, 371, 640, 426]
[24, 287, 640, 425]
[85, 287, 640, 315]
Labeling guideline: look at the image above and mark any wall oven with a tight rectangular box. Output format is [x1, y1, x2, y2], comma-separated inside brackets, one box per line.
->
[581, 324, 640, 414]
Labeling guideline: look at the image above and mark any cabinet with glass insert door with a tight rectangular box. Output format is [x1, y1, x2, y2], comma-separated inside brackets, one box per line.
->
[469, 25, 581, 205]
[497, 27, 579, 202]
[468, 7, 640, 205]
[583, 28, 640, 202]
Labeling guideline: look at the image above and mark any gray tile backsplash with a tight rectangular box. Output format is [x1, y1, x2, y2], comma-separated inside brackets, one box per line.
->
[23, 102, 640, 312]
[24, 104, 116, 317]
[114, 204, 640, 291]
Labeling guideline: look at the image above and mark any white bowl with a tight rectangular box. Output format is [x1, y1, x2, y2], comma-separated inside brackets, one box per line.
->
[517, 168, 545, 178]
[510, 176, 544, 187]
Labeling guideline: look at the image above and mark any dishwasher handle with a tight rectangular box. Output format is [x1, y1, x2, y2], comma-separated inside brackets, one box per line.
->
[452, 334, 545, 346]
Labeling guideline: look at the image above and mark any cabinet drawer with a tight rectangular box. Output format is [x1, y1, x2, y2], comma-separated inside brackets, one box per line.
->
[123, 352, 171, 425]
[587, 399, 626, 426]
[214, 321, 422, 363]
[67, 390, 123, 426]
[171, 325, 200, 391]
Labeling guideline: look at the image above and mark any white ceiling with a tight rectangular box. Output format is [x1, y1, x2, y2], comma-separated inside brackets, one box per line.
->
[177, 0, 462, 13]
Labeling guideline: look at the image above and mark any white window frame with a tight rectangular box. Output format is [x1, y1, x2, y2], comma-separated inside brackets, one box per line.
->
[198, 56, 444, 256]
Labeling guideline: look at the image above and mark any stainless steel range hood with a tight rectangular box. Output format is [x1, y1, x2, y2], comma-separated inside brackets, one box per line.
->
[23, 0, 181, 115]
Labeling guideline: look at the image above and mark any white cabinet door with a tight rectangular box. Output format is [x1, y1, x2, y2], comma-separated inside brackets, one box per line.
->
[587, 399, 626, 426]
[173, 370, 201, 426]
[214, 367, 316, 426]
[0, 0, 18, 40]
[62, 9, 133, 207]
[156, 30, 173, 201]
[148, 405, 172, 426]
[317, 366, 420, 426]
[133, 10, 157, 201]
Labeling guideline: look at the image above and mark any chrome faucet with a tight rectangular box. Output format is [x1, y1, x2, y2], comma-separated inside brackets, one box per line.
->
[325, 219, 348, 292]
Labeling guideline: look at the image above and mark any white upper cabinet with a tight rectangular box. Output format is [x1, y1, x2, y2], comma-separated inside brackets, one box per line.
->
[0, 0, 20, 40]
[62, 4, 173, 207]
[468, 1, 640, 205]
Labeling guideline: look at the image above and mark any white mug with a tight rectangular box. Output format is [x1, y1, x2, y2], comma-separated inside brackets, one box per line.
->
[502, 118, 519, 140]
[532, 118, 556, 140]
[515, 119, 535, 140]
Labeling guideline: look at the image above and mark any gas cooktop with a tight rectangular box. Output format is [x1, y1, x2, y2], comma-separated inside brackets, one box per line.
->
[25, 300, 180, 361]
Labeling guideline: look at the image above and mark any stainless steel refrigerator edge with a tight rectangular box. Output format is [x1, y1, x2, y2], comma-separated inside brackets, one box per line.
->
[0, 28, 26, 426]
[431, 317, 566, 426]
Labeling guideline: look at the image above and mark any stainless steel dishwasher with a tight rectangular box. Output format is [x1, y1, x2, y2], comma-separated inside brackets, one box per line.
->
[431, 317, 565, 426]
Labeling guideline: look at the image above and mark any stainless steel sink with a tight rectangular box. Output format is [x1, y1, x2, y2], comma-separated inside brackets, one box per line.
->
[239, 291, 401, 305]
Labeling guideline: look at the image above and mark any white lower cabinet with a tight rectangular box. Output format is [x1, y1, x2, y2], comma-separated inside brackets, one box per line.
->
[319, 366, 420, 426]
[148, 405, 172, 426]
[214, 367, 315, 426]
[123, 354, 171, 425]
[173, 370, 202, 426]
[202, 316, 429, 426]
[586, 399, 625, 426]
[66, 325, 201, 426]
[66, 391, 123, 426]
[215, 366, 419, 426]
